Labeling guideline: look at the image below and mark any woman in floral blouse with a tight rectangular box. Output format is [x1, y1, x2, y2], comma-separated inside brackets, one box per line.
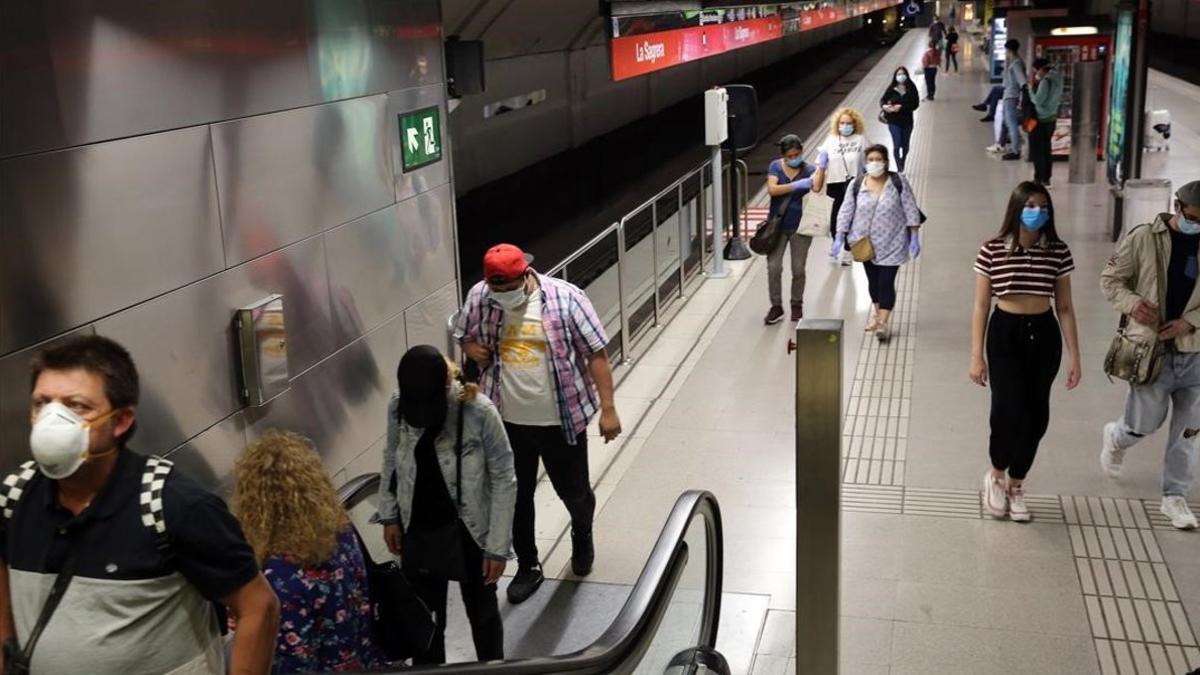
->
[233, 430, 386, 673]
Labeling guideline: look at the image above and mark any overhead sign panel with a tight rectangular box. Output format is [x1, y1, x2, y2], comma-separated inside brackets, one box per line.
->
[399, 106, 442, 172]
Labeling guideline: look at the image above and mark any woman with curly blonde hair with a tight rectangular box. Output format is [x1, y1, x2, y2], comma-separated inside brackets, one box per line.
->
[233, 430, 385, 673]
[818, 107, 872, 266]
[379, 345, 516, 665]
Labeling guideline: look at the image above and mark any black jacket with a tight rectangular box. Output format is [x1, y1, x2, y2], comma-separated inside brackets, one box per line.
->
[880, 83, 920, 126]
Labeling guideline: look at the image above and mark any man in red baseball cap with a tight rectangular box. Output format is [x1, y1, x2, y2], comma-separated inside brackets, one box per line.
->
[453, 243, 621, 604]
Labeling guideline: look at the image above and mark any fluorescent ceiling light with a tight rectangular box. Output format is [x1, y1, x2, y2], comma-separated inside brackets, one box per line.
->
[1051, 26, 1098, 36]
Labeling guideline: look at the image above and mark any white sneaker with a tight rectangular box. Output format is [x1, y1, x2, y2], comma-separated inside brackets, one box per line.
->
[1008, 485, 1032, 523]
[986, 144, 1005, 153]
[1100, 422, 1125, 479]
[983, 471, 1007, 518]
[1161, 496, 1198, 530]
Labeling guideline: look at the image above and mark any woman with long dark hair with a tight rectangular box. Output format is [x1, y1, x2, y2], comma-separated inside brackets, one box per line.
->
[880, 66, 920, 172]
[970, 182, 1081, 522]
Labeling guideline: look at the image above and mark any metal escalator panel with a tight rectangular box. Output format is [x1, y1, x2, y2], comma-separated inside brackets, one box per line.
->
[337, 476, 727, 674]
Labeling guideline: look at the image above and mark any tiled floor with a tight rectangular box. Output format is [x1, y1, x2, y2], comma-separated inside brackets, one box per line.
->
[494, 28, 1200, 675]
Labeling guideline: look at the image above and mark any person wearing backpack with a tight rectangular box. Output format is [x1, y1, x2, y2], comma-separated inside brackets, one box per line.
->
[832, 144, 924, 342]
[762, 134, 828, 324]
[0, 335, 279, 675]
[378, 345, 517, 663]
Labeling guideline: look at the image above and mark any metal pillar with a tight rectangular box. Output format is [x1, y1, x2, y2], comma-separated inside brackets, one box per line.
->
[792, 319, 842, 675]
[724, 152, 752, 260]
[709, 145, 729, 278]
[1069, 61, 1103, 185]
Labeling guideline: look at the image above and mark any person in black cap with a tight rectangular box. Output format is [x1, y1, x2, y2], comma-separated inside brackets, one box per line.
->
[377, 345, 517, 663]
[1101, 181, 1200, 530]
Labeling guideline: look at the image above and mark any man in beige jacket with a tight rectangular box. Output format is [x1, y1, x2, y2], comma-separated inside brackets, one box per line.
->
[1100, 180, 1200, 530]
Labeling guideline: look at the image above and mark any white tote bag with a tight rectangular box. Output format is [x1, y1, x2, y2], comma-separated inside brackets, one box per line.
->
[797, 190, 834, 237]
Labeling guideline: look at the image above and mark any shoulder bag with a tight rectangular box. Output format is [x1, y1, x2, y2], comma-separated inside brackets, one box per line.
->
[351, 525, 436, 662]
[798, 185, 834, 238]
[750, 167, 796, 255]
[1103, 225, 1165, 385]
[847, 177, 875, 263]
[3, 554, 76, 675]
[400, 401, 468, 581]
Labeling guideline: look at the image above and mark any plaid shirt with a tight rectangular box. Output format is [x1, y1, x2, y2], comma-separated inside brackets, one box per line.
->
[453, 272, 609, 444]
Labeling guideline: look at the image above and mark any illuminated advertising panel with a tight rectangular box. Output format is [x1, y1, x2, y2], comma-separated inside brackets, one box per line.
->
[1107, 6, 1132, 184]
[611, 16, 783, 81]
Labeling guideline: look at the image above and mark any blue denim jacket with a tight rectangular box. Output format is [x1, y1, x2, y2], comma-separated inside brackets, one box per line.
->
[377, 385, 516, 560]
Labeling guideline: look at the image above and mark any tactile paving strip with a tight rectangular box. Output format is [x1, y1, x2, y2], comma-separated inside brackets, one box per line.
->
[1061, 496, 1200, 673]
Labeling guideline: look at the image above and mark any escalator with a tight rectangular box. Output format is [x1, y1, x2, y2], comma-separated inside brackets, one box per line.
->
[338, 476, 730, 674]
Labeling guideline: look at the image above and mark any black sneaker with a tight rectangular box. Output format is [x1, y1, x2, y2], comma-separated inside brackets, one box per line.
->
[972, 103, 988, 111]
[790, 303, 803, 322]
[980, 116, 994, 122]
[1002, 153, 1021, 161]
[571, 531, 595, 577]
[506, 565, 544, 604]
[764, 305, 785, 325]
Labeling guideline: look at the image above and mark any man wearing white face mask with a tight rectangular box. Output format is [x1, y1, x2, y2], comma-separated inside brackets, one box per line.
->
[0, 335, 279, 674]
[1101, 181, 1200, 530]
[454, 244, 621, 604]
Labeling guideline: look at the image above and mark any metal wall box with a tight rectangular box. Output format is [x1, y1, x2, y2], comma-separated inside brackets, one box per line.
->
[235, 294, 290, 407]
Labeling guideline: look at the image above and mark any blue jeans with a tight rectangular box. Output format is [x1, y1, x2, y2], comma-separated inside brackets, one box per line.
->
[1003, 97, 1022, 155]
[888, 122, 913, 171]
[1112, 351, 1200, 496]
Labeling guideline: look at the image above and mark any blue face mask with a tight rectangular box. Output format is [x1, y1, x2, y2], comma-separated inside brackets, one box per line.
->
[786, 157, 803, 169]
[839, 123, 855, 137]
[1021, 207, 1050, 231]
[895, 74, 908, 84]
[1178, 205, 1200, 235]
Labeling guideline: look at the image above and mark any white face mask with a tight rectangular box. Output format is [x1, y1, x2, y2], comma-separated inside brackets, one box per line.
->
[29, 402, 118, 479]
[866, 161, 887, 177]
[492, 287, 529, 311]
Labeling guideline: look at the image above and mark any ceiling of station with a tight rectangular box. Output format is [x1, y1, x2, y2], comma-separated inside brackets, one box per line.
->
[442, 0, 605, 59]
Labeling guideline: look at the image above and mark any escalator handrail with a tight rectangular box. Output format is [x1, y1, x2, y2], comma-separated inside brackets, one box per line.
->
[338, 475, 724, 674]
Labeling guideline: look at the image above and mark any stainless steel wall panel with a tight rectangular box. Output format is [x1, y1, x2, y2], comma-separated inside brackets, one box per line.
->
[478, 0, 597, 58]
[388, 85, 452, 202]
[163, 412, 248, 494]
[325, 186, 456, 338]
[0, 126, 224, 354]
[403, 282, 460, 351]
[212, 96, 395, 266]
[0, 0, 444, 157]
[0, 327, 95, 473]
[574, 48, 648, 144]
[244, 314, 405, 470]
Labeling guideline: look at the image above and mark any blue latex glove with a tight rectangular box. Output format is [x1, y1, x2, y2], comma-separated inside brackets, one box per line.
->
[832, 233, 846, 257]
[817, 150, 829, 169]
[909, 233, 921, 259]
[790, 177, 814, 192]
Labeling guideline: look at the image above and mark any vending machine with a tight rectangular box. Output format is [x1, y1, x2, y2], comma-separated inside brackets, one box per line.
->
[1030, 17, 1113, 159]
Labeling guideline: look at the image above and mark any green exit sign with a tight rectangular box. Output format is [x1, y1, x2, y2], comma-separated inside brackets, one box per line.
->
[399, 106, 442, 172]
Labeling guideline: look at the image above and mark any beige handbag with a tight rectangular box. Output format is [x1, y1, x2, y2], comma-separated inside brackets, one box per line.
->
[798, 190, 834, 238]
[850, 236, 875, 263]
[1103, 226, 1165, 385]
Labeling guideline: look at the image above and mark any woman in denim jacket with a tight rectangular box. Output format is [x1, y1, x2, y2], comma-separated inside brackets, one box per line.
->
[378, 345, 516, 664]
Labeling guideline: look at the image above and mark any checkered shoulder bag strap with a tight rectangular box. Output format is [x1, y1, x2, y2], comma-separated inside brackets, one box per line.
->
[1, 460, 38, 521]
[139, 456, 174, 553]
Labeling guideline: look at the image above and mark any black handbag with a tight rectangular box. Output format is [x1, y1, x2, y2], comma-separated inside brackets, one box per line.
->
[750, 184, 796, 256]
[400, 402, 468, 581]
[351, 526, 436, 662]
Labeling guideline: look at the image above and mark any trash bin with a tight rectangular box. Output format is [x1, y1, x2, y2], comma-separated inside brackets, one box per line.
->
[1145, 109, 1171, 152]
[1110, 178, 1172, 241]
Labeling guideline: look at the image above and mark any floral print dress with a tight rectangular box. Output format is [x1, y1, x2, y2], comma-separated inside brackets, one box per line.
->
[264, 528, 387, 673]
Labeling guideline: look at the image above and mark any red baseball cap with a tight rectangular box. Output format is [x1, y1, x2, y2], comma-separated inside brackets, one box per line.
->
[483, 244, 533, 283]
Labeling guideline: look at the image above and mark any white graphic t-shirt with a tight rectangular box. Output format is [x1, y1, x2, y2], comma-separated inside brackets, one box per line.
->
[498, 292, 560, 426]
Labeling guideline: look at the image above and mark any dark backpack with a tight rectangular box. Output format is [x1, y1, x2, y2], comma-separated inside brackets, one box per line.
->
[851, 173, 928, 225]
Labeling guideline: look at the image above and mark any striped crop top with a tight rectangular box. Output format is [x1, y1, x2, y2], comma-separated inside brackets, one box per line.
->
[973, 238, 1075, 298]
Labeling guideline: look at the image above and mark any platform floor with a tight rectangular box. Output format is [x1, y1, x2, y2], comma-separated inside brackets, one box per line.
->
[503, 28, 1200, 675]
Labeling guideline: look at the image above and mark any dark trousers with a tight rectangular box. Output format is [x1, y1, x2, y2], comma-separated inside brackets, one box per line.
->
[986, 309, 1062, 480]
[506, 424, 595, 569]
[827, 181, 849, 240]
[862, 261, 899, 311]
[981, 85, 1003, 117]
[923, 67, 937, 99]
[887, 123, 913, 172]
[409, 524, 504, 664]
[945, 49, 958, 71]
[1029, 119, 1055, 183]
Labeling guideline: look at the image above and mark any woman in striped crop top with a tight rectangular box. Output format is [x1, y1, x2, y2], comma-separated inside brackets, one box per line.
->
[969, 181, 1081, 523]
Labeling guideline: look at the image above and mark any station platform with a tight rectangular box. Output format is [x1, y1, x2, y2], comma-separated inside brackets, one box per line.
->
[436, 29, 1200, 675]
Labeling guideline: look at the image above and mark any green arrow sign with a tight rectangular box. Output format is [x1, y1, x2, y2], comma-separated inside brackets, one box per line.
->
[399, 106, 442, 172]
